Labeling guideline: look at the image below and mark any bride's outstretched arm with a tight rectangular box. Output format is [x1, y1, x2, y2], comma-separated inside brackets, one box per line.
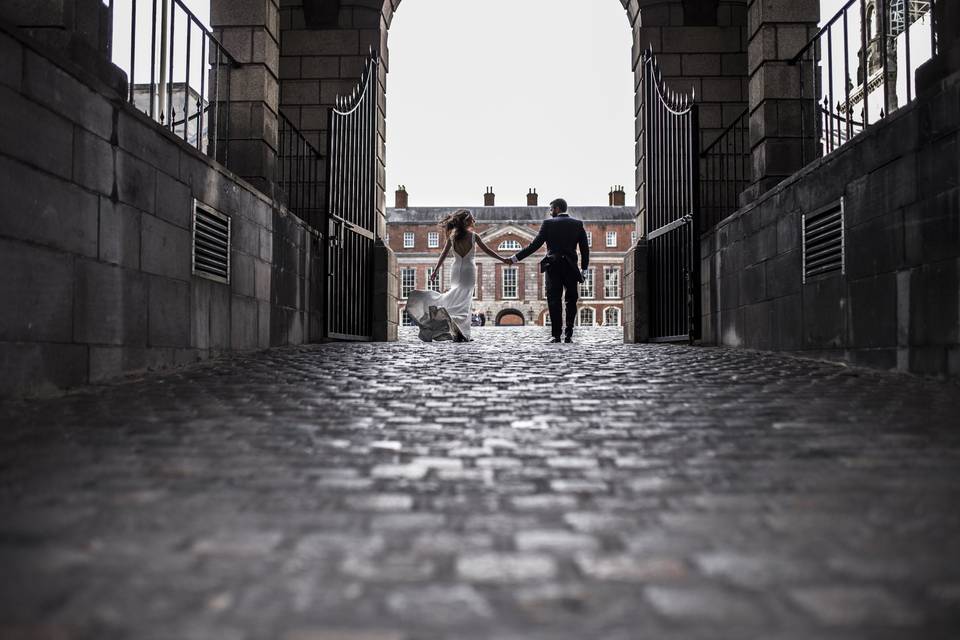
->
[475, 235, 509, 263]
[430, 241, 451, 281]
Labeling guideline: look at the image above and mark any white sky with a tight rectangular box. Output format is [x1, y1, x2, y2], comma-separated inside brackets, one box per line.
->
[383, 0, 636, 208]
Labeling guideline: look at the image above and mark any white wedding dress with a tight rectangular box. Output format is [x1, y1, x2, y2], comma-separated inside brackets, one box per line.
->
[406, 234, 476, 342]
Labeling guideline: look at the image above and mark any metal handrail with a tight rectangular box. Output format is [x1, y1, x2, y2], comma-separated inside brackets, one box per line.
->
[110, 0, 240, 161]
[276, 111, 324, 227]
[700, 108, 749, 231]
[790, 0, 860, 65]
[788, 0, 938, 161]
[700, 107, 750, 156]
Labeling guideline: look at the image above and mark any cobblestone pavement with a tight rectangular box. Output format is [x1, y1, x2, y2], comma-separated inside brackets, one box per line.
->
[2, 327, 960, 640]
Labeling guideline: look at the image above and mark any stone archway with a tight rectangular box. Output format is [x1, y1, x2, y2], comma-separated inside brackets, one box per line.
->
[264, 0, 751, 342]
[496, 310, 525, 326]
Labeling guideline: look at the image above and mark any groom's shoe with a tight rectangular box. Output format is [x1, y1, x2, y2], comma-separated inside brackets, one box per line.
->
[547, 337, 561, 343]
[564, 336, 573, 343]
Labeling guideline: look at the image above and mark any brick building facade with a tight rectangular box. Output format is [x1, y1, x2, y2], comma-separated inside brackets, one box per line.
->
[387, 189, 635, 328]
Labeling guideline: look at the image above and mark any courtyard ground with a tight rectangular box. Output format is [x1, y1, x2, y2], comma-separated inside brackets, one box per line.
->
[1, 326, 959, 639]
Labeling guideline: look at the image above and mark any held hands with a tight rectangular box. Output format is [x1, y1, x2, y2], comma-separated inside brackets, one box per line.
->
[429, 269, 439, 282]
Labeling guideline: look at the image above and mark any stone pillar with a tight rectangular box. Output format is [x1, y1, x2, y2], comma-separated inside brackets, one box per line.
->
[632, 0, 749, 236]
[372, 240, 398, 342]
[623, 241, 650, 343]
[0, 0, 125, 96]
[917, 0, 960, 93]
[745, 0, 819, 197]
[210, 0, 280, 194]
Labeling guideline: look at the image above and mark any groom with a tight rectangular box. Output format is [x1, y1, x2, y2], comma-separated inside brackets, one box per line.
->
[509, 198, 589, 343]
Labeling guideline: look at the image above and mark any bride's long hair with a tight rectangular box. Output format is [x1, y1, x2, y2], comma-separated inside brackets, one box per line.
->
[439, 209, 474, 240]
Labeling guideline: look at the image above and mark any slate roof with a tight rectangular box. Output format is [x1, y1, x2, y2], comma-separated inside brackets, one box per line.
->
[386, 206, 635, 225]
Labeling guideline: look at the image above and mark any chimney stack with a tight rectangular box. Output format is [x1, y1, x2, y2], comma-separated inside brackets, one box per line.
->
[395, 185, 408, 209]
[484, 186, 495, 207]
[526, 188, 538, 206]
[609, 185, 626, 207]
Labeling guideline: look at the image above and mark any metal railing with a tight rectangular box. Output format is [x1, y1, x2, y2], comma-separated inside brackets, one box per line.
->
[790, 0, 937, 161]
[700, 108, 749, 231]
[108, 0, 239, 161]
[277, 113, 324, 228]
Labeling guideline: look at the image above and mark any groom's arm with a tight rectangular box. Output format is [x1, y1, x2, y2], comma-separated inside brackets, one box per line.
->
[512, 221, 547, 263]
[577, 223, 589, 271]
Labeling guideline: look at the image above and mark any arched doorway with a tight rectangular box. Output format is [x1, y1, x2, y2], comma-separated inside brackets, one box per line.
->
[496, 309, 526, 326]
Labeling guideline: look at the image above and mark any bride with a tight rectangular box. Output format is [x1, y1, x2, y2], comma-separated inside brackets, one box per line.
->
[405, 209, 509, 342]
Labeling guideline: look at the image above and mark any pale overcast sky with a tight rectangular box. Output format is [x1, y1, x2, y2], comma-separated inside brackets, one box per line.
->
[383, 0, 636, 208]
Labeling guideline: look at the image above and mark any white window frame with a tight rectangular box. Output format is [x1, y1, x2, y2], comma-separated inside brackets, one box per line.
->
[403, 232, 415, 249]
[579, 307, 595, 327]
[428, 265, 442, 293]
[401, 308, 415, 326]
[631, 231, 638, 245]
[498, 239, 522, 252]
[427, 231, 439, 249]
[401, 267, 416, 298]
[606, 231, 617, 248]
[502, 266, 519, 300]
[586, 232, 593, 248]
[604, 266, 621, 299]
[604, 307, 620, 327]
[579, 268, 594, 299]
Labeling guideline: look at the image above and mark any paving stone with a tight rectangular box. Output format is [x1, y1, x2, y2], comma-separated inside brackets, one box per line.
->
[340, 554, 435, 582]
[385, 584, 494, 624]
[456, 553, 558, 583]
[576, 554, 688, 582]
[694, 551, 822, 588]
[515, 530, 601, 552]
[644, 586, 768, 624]
[789, 586, 925, 627]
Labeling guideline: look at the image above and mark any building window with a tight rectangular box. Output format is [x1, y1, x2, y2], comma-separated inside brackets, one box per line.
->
[606, 231, 617, 248]
[401, 309, 415, 326]
[427, 231, 439, 248]
[541, 273, 548, 299]
[586, 232, 593, 248]
[579, 268, 594, 298]
[604, 307, 620, 326]
[498, 239, 522, 252]
[579, 307, 595, 326]
[631, 231, 637, 245]
[403, 232, 415, 249]
[428, 266, 442, 292]
[604, 266, 620, 298]
[401, 267, 416, 298]
[502, 266, 518, 299]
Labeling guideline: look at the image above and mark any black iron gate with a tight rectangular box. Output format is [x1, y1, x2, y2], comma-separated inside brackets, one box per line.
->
[324, 51, 379, 341]
[642, 47, 701, 343]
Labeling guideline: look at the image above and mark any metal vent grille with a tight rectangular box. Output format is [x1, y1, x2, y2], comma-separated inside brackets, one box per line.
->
[802, 199, 845, 283]
[192, 201, 231, 284]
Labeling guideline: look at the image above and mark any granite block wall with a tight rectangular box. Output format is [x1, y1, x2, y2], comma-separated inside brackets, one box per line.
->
[700, 69, 960, 376]
[0, 21, 321, 397]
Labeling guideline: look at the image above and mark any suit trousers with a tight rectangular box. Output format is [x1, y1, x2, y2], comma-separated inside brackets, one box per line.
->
[545, 268, 579, 339]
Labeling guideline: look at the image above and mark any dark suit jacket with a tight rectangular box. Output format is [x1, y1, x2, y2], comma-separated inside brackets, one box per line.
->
[514, 214, 590, 274]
